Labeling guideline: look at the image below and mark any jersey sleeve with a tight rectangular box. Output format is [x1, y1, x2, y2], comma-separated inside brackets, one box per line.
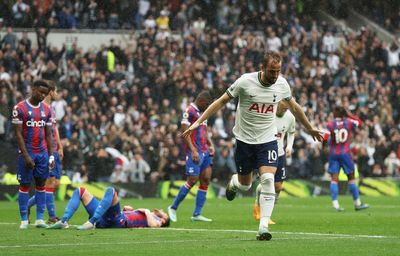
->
[281, 78, 292, 101]
[288, 116, 296, 134]
[181, 108, 194, 126]
[45, 106, 52, 126]
[11, 105, 23, 124]
[346, 114, 362, 128]
[226, 76, 243, 99]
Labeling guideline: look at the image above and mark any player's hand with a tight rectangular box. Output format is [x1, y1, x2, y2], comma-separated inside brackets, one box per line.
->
[208, 145, 215, 157]
[191, 151, 200, 164]
[285, 148, 292, 158]
[25, 156, 35, 169]
[58, 148, 64, 161]
[123, 205, 134, 211]
[307, 128, 325, 142]
[182, 122, 200, 138]
[49, 155, 55, 169]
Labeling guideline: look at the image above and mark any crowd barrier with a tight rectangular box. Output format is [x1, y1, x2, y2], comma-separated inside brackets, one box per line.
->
[0, 173, 398, 201]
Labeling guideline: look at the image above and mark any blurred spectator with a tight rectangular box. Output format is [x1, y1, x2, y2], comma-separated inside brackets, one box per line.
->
[1, 27, 17, 49]
[125, 152, 151, 183]
[72, 164, 89, 183]
[12, 0, 30, 27]
[384, 151, 400, 177]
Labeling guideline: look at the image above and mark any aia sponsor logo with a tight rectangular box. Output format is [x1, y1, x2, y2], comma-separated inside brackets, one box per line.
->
[248, 103, 274, 114]
[26, 120, 46, 127]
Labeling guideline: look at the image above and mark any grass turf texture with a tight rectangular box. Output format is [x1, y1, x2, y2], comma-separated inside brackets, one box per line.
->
[0, 196, 399, 256]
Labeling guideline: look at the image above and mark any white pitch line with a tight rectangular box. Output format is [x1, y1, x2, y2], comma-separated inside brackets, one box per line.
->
[0, 223, 394, 239]
[0, 239, 216, 248]
[157, 228, 391, 239]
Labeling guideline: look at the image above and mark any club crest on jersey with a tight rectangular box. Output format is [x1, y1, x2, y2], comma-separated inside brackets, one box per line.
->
[41, 111, 46, 117]
[248, 103, 274, 114]
[28, 111, 32, 116]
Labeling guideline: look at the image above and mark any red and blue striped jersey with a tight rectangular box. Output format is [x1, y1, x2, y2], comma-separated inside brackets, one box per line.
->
[123, 210, 148, 228]
[43, 103, 58, 152]
[326, 116, 361, 155]
[12, 100, 52, 154]
[181, 103, 208, 154]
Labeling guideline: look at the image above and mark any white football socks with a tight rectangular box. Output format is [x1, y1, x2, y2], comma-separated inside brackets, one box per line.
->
[332, 200, 340, 209]
[231, 174, 252, 191]
[259, 173, 275, 230]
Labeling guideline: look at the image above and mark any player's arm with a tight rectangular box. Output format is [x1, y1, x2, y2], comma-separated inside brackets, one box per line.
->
[182, 93, 231, 137]
[207, 134, 215, 156]
[14, 123, 35, 169]
[12, 106, 35, 169]
[181, 113, 200, 163]
[285, 98, 324, 141]
[137, 208, 162, 228]
[345, 110, 363, 127]
[285, 132, 295, 157]
[55, 123, 64, 160]
[45, 125, 55, 169]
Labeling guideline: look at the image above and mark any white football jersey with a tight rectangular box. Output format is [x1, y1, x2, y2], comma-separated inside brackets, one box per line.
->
[275, 111, 296, 156]
[226, 72, 292, 144]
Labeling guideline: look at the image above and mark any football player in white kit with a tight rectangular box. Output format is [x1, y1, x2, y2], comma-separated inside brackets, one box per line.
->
[253, 101, 296, 223]
[183, 52, 324, 241]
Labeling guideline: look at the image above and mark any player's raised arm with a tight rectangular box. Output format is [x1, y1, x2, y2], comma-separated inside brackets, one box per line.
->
[345, 109, 363, 127]
[182, 92, 231, 138]
[285, 98, 324, 141]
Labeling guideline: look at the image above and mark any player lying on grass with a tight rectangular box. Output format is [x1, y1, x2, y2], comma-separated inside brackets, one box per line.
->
[48, 187, 170, 230]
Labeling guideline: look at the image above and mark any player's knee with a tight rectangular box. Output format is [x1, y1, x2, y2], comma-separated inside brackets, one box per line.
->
[260, 173, 275, 193]
[105, 187, 115, 195]
[35, 178, 46, 187]
[78, 187, 87, 198]
[187, 177, 198, 187]
[199, 177, 210, 185]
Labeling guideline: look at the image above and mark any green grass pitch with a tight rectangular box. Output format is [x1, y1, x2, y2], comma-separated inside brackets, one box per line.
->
[0, 196, 399, 256]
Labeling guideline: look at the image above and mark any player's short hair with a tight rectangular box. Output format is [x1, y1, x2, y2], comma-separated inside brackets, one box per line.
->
[32, 79, 50, 89]
[197, 90, 212, 102]
[46, 80, 56, 91]
[161, 216, 170, 227]
[263, 51, 282, 66]
[333, 106, 346, 118]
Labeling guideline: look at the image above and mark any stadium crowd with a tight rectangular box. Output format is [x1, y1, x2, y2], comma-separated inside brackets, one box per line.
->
[0, 0, 399, 183]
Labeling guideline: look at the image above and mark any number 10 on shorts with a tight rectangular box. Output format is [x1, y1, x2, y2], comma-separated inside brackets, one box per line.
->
[268, 150, 277, 163]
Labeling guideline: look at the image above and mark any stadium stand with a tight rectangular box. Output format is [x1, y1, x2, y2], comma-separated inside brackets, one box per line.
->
[0, 0, 399, 183]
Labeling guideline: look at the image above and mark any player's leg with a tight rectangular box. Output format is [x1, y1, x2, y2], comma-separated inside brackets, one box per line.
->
[328, 156, 343, 211]
[78, 187, 118, 230]
[27, 195, 36, 212]
[192, 154, 212, 222]
[343, 156, 369, 211]
[254, 155, 285, 222]
[253, 183, 261, 220]
[226, 140, 255, 200]
[168, 154, 201, 222]
[33, 153, 50, 228]
[45, 177, 60, 223]
[48, 187, 92, 229]
[257, 141, 279, 241]
[17, 154, 33, 229]
[46, 152, 62, 223]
